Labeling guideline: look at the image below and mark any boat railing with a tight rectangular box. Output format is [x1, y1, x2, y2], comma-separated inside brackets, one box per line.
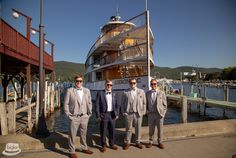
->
[87, 12, 147, 59]
[86, 43, 149, 72]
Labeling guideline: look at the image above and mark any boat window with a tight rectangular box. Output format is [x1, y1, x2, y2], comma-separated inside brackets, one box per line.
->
[96, 72, 102, 81]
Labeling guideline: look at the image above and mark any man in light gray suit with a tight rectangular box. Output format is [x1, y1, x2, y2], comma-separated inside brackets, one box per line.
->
[64, 75, 93, 158]
[146, 79, 167, 149]
[122, 78, 146, 150]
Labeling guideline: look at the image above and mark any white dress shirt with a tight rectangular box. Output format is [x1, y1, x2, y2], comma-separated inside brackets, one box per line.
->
[131, 88, 137, 100]
[106, 91, 112, 112]
[76, 87, 83, 101]
[151, 90, 157, 105]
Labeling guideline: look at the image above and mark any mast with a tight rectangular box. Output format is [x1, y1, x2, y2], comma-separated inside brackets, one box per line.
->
[146, 10, 151, 90]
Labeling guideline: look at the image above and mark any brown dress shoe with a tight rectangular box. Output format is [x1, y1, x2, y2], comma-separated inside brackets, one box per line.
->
[158, 143, 164, 149]
[82, 149, 93, 154]
[146, 143, 152, 148]
[70, 153, 78, 158]
[110, 145, 118, 150]
[100, 146, 106, 153]
[123, 143, 130, 150]
[136, 143, 143, 149]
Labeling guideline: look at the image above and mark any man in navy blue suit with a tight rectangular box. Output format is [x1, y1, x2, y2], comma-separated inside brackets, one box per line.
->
[95, 80, 119, 152]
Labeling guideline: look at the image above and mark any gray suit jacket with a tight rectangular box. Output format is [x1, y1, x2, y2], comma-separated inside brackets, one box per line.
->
[122, 88, 146, 117]
[64, 87, 92, 119]
[146, 89, 167, 117]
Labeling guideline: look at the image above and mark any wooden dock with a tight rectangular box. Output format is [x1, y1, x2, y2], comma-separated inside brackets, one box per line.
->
[167, 94, 236, 110]
[167, 94, 236, 123]
[0, 82, 62, 135]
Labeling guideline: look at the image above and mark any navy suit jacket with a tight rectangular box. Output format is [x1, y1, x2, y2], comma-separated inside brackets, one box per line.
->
[95, 90, 119, 119]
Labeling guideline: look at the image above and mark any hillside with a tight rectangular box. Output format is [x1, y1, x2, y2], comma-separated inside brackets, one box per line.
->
[54, 61, 222, 81]
[54, 61, 85, 81]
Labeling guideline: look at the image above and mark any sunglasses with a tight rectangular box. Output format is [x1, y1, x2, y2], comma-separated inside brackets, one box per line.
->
[130, 82, 136, 85]
[106, 84, 113, 87]
[75, 80, 83, 83]
[151, 83, 157, 86]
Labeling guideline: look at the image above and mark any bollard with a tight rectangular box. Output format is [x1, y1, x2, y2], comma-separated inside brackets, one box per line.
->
[181, 96, 187, 123]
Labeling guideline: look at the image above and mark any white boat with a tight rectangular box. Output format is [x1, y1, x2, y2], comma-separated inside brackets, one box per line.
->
[84, 11, 154, 94]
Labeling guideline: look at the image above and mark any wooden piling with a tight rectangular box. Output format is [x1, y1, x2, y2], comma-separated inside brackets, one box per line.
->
[0, 102, 8, 135]
[181, 96, 187, 123]
[44, 81, 47, 117]
[27, 98, 33, 132]
[50, 83, 55, 112]
[223, 85, 229, 117]
[203, 85, 207, 116]
[7, 101, 16, 134]
[35, 81, 39, 128]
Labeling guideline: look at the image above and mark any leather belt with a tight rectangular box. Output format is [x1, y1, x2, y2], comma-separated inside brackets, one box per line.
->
[76, 113, 84, 117]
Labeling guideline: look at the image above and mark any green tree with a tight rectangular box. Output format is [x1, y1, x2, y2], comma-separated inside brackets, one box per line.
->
[204, 72, 221, 81]
[221, 67, 234, 80]
[228, 68, 236, 80]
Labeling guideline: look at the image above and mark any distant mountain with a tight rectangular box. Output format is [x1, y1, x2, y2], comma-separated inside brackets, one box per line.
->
[54, 61, 85, 81]
[54, 61, 222, 81]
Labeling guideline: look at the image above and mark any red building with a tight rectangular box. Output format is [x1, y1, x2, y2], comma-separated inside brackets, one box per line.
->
[0, 18, 54, 102]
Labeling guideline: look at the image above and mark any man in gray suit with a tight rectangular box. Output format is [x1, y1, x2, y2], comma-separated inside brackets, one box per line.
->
[64, 75, 93, 158]
[122, 78, 146, 150]
[146, 79, 167, 149]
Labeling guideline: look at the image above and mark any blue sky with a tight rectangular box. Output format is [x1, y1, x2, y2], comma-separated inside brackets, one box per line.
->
[1, 0, 236, 68]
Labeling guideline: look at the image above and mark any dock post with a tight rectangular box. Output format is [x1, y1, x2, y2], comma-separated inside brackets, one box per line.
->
[58, 84, 61, 107]
[0, 102, 8, 135]
[189, 84, 194, 113]
[181, 96, 187, 123]
[190, 84, 194, 94]
[50, 83, 55, 112]
[35, 81, 39, 128]
[7, 101, 16, 134]
[27, 98, 33, 132]
[180, 72, 184, 95]
[44, 81, 47, 117]
[223, 85, 229, 117]
[203, 84, 207, 116]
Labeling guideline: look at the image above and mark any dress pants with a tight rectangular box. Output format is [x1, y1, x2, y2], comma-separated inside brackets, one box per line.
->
[148, 112, 163, 144]
[125, 112, 143, 144]
[100, 112, 115, 147]
[68, 115, 89, 153]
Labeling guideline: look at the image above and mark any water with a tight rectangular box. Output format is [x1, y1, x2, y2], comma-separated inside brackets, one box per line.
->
[48, 83, 236, 133]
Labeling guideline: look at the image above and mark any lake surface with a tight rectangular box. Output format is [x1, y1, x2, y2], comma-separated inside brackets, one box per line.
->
[48, 83, 236, 133]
